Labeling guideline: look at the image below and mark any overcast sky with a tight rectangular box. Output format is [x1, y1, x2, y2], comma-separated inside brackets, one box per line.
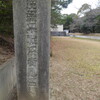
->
[61, 0, 99, 14]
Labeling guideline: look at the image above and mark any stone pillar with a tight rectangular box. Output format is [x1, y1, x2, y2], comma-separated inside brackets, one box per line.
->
[13, 0, 50, 100]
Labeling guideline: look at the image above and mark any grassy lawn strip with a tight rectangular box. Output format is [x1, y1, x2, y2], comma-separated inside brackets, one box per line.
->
[70, 33, 100, 36]
[72, 37, 100, 42]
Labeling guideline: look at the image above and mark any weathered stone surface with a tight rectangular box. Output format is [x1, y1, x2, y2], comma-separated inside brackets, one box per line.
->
[13, 0, 50, 100]
[0, 58, 16, 100]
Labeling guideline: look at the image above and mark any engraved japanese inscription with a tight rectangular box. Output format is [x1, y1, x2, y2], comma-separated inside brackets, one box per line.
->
[25, 0, 38, 97]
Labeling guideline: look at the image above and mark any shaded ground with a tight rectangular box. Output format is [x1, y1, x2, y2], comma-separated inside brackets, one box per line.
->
[50, 37, 100, 100]
[0, 36, 14, 65]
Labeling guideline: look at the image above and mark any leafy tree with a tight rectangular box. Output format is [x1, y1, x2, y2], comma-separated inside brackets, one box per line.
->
[70, 17, 82, 32]
[83, 9, 99, 33]
[97, 0, 100, 8]
[70, 4, 100, 33]
[61, 13, 78, 30]
[51, 0, 73, 27]
[0, 0, 73, 36]
[62, 14, 73, 29]
[0, 0, 13, 35]
[94, 9, 100, 33]
[77, 3, 91, 17]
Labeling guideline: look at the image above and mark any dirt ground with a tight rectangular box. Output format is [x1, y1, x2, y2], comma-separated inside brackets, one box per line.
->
[0, 37, 14, 65]
[1, 36, 100, 100]
[50, 37, 100, 100]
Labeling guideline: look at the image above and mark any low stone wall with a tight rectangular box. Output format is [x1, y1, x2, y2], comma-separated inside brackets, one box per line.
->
[0, 58, 16, 100]
[51, 31, 66, 36]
